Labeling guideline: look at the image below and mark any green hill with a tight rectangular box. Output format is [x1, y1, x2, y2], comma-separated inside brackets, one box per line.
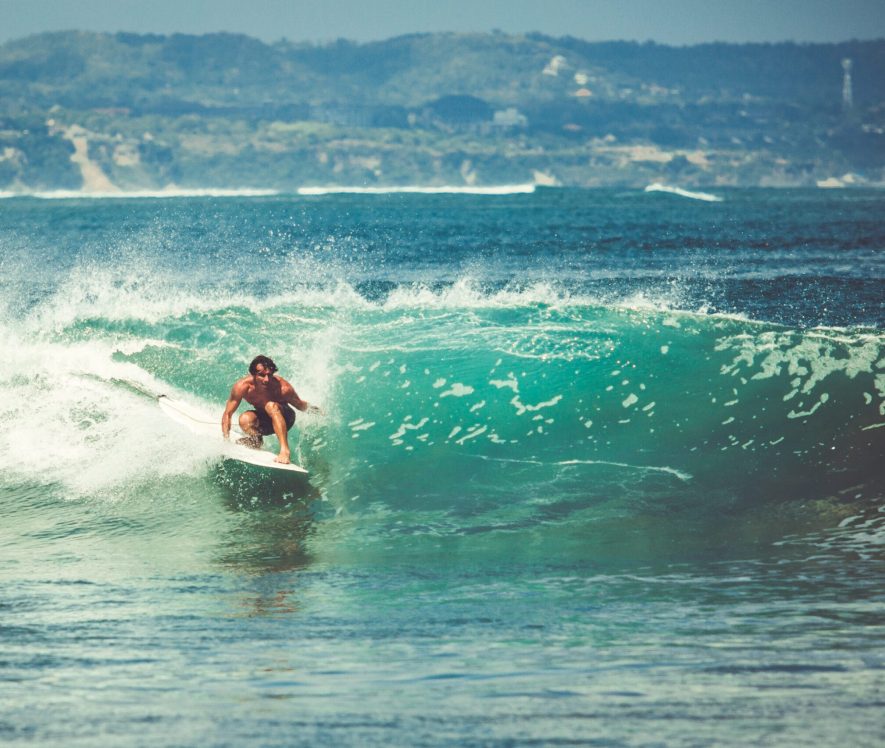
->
[0, 31, 882, 190]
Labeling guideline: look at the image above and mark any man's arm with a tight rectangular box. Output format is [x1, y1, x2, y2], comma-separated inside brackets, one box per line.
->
[284, 382, 322, 415]
[221, 386, 242, 438]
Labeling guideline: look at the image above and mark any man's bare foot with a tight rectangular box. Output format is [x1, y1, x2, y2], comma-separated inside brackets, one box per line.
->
[274, 450, 291, 464]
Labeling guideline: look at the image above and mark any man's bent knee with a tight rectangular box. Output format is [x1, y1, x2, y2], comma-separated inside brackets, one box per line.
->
[264, 401, 295, 431]
[264, 402, 283, 415]
[239, 411, 260, 433]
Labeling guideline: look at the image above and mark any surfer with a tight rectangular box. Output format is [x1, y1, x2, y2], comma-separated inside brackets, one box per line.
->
[221, 355, 319, 464]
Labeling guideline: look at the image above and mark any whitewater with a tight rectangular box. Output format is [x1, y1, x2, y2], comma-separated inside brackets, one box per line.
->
[1, 187, 883, 747]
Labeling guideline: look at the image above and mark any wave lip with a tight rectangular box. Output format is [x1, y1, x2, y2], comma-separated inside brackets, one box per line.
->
[297, 184, 536, 196]
[644, 182, 723, 202]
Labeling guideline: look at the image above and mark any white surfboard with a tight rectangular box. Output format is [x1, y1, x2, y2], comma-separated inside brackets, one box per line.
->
[158, 395, 308, 474]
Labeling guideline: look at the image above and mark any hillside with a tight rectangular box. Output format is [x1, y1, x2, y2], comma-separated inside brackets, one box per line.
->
[0, 31, 883, 190]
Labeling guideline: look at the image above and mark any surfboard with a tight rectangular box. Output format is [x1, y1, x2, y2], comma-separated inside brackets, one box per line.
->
[157, 395, 308, 474]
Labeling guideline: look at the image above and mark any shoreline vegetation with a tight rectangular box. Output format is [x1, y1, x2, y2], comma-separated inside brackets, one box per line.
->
[0, 31, 883, 192]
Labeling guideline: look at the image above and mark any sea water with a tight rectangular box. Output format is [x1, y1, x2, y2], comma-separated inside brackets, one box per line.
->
[0, 187, 883, 746]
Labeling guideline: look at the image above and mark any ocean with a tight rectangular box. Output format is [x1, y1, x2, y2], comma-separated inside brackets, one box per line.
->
[1, 186, 883, 746]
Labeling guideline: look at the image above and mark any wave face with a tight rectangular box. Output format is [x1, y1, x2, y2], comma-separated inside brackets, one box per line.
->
[42, 292, 885, 491]
[1, 188, 883, 557]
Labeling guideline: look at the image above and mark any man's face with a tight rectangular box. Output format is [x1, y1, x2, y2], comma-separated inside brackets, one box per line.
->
[253, 364, 275, 387]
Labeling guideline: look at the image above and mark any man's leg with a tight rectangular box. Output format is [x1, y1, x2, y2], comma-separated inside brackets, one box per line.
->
[263, 402, 292, 463]
[237, 411, 263, 448]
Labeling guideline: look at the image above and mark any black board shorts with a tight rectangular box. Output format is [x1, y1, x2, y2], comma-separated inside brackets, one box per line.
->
[255, 405, 296, 436]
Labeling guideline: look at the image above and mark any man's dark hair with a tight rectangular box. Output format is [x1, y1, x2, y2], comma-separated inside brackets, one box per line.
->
[249, 355, 278, 375]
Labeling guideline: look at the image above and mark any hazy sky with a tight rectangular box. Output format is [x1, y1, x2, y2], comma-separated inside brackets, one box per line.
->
[2, 0, 884, 46]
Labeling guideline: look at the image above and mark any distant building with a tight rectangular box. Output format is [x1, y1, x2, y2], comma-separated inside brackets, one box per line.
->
[543, 56, 567, 76]
[491, 108, 528, 129]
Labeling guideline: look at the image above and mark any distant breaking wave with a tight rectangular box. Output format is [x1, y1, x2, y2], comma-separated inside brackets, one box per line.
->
[644, 182, 723, 202]
[0, 188, 280, 199]
[298, 184, 536, 196]
[0, 185, 540, 199]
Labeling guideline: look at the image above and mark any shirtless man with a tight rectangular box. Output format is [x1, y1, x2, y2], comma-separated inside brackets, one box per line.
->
[221, 355, 319, 464]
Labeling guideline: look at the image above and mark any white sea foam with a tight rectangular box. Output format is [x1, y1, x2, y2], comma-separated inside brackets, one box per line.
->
[644, 182, 723, 202]
[0, 330, 216, 498]
[25, 268, 374, 329]
[477, 455, 692, 482]
[381, 279, 580, 311]
[24, 265, 237, 330]
[717, 330, 885, 403]
[16, 252, 876, 341]
[439, 383, 475, 398]
[1, 187, 280, 200]
[297, 184, 536, 196]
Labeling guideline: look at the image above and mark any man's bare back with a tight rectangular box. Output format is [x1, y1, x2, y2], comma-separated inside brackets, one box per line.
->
[221, 355, 317, 464]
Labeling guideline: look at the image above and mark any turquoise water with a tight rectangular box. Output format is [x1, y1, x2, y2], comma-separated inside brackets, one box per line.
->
[1, 188, 883, 746]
